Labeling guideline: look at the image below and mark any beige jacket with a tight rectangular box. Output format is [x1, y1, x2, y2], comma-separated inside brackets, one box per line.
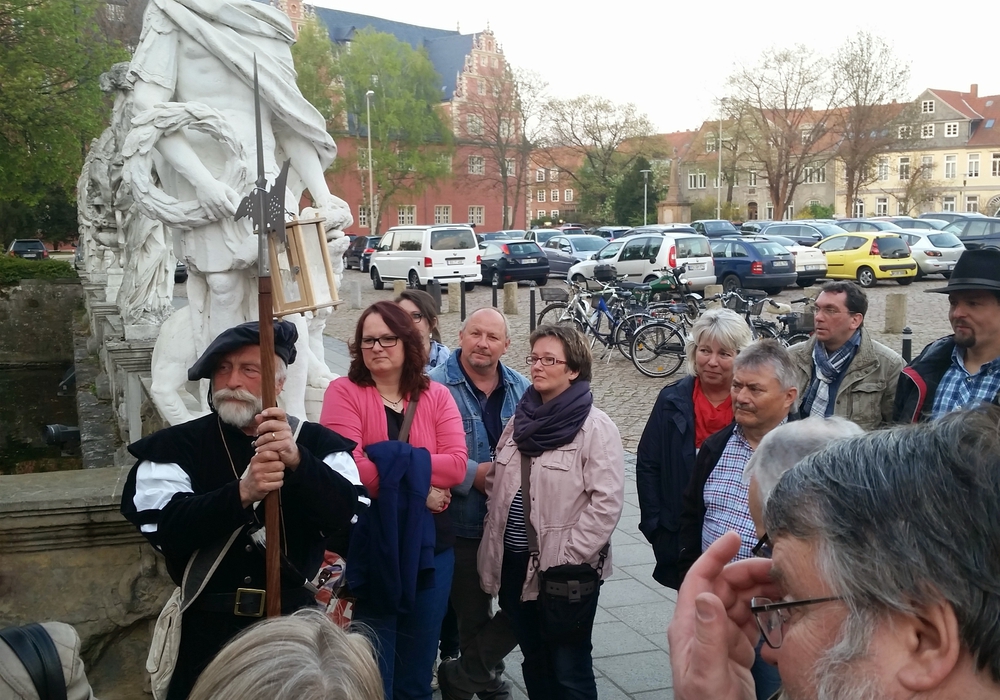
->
[0, 622, 96, 700]
[788, 328, 904, 431]
[478, 406, 625, 601]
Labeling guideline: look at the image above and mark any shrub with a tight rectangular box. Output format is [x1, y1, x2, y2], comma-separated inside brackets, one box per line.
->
[0, 257, 75, 287]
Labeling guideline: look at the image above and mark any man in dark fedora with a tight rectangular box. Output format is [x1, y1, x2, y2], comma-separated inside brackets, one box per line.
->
[121, 320, 366, 699]
[894, 248, 1000, 422]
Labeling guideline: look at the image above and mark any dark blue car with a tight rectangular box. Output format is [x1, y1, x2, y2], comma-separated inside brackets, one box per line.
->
[710, 238, 797, 294]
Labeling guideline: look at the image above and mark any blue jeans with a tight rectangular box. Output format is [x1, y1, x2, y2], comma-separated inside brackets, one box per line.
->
[356, 548, 455, 700]
[498, 549, 598, 700]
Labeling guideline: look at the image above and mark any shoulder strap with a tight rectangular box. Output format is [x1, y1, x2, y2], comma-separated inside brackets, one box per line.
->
[520, 453, 540, 557]
[179, 527, 243, 613]
[398, 394, 419, 444]
[0, 623, 67, 700]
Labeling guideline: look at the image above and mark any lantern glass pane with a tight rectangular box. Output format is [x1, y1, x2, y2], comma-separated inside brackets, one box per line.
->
[301, 228, 333, 305]
[274, 238, 303, 304]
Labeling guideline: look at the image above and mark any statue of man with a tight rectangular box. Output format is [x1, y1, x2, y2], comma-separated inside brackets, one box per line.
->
[128, 0, 352, 353]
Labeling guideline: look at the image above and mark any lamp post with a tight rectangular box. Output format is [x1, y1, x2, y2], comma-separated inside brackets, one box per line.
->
[716, 114, 723, 219]
[640, 169, 652, 225]
[365, 89, 376, 233]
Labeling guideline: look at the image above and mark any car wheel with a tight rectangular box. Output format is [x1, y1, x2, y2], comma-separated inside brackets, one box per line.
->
[764, 288, 782, 296]
[571, 273, 587, 285]
[344, 257, 352, 270]
[722, 274, 741, 293]
[897, 278, 914, 286]
[914, 267, 925, 280]
[534, 277, 548, 286]
[408, 269, 422, 289]
[643, 275, 659, 284]
[371, 267, 384, 290]
[796, 280, 815, 288]
[362, 260, 369, 273]
[856, 266, 876, 288]
[465, 282, 477, 292]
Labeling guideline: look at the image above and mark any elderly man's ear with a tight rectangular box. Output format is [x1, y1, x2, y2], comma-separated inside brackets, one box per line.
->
[894, 600, 963, 692]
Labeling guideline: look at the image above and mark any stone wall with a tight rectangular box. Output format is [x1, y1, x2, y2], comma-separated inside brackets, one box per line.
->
[0, 466, 174, 699]
[0, 278, 82, 366]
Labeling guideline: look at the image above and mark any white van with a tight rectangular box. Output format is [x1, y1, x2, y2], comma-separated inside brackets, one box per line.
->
[369, 225, 482, 290]
[566, 233, 716, 290]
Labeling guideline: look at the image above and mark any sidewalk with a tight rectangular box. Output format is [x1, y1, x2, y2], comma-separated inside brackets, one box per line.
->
[322, 342, 677, 699]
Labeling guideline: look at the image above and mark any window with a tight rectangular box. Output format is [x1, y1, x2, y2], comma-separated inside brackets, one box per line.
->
[942, 196, 956, 212]
[549, 169, 559, 182]
[492, 56, 498, 68]
[468, 206, 484, 225]
[358, 205, 370, 228]
[537, 209, 546, 220]
[527, 189, 532, 202]
[878, 158, 889, 181]
[852, 199, 865, 217]
[785, 205, 794, 220]
[898, 125, 912, 139]
[766, 203, 774, 219]
[921, 100, 935, 114]
[434, 205, 452, 224]
[945, 122, 959, 137]
[397, 205, 416, 225]
[437, 154, 452, 173]
[477, 81, 485, 96]
[535, 169, 545, 182]
[550, 209, 560, 218]
[499, 119, 514, 140]
[968, 153, 980, 178]
[550, 189, 559, 203]
[468, 155, 485, 175]
[537, 189, 545, 203]
[748, 170, 757, 187]
[897, 200, 908, 215]
[804, 166, 826, 184]
[688, 172, 707, 189]
[706, 139, 717, 153]
[922, 156, 934, 179]
[395, 230, 423, 251]
[359, 148, 371, 170]
[921, 123, 935, 139]
[898, 157, 910, 180]
[467, 115, 484, 137]
[967, 196, 979, 213]
[993, 153, 1000, 177]
[945, 155, 957, 179]
[801, 127, 812, 145]
[105, 3, 126, 21]
[504, 159, 515, 177]
[564, 189, 573, 202]
[876, 197, 889, 215]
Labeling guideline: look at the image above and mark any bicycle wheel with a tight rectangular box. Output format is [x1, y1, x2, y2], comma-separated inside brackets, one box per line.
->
[614, 313, 654, 359]
[751, 320, 778, 340]
[631, 322, 686, 378]
[537, 302, 576, 327]
[785, 332, 812, 347]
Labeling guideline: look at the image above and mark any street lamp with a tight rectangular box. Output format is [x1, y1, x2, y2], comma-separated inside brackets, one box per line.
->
[640, 169, 652, 225]
[716, 115, 723, 219]
[365, 89, 376, 233]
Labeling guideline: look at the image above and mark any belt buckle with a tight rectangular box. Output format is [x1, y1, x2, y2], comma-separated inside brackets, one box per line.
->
[234, 588, 266, 617]
[567, 579, 581, 603]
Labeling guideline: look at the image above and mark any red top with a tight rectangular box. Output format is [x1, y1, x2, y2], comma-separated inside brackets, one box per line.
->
[693, 377, 734, 448]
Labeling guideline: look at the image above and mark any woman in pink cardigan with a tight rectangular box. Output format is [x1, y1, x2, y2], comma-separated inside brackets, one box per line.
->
[321, 300, 466, 700]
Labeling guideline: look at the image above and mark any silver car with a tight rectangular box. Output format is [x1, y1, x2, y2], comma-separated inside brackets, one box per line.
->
[897, 229, 965, 278]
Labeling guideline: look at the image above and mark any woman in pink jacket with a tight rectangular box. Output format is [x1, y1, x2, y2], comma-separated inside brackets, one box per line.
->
[321, 300, 466, 700]
[478, 324, 625, 700]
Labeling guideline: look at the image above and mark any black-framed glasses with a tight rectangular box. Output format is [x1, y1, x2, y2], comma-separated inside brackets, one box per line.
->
[409, 312, 424, 322]
[526, 355, 568, 367]
[752, 533, 772, 558]
[750, 596, 843, 649]
[360, 335, 399, 349]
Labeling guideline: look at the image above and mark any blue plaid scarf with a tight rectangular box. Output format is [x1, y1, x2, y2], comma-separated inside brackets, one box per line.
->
[801, 330, 861, 418]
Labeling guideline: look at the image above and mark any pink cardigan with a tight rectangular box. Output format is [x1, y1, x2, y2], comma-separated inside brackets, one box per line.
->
[321, 377, 467, 498]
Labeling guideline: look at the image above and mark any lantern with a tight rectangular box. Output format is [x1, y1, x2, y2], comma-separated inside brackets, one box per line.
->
[268, 216, 341, 317]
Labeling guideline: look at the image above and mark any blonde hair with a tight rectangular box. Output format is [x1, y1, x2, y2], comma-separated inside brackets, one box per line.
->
[685, 308, 754, 375]
[187, 609, 383, 700]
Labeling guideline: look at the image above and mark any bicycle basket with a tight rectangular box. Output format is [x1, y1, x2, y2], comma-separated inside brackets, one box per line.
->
[593, 264, 617, 283]
[590, 290, 616, 309]
[538, 287, 569, 302]
[724, 295, 765, 316]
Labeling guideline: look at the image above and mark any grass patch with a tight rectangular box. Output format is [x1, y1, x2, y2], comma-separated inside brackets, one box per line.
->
[0, 257, 75, 287]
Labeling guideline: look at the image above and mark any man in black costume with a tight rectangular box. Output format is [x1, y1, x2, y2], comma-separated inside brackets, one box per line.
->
[121, 320, 364, 699]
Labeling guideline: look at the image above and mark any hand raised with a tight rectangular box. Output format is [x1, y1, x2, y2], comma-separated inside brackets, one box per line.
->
[255, 407, 301, 469]
[239, 449, 285, 507]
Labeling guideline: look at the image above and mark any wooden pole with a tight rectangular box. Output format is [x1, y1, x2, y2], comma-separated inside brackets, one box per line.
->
[258, 275, 281, 618]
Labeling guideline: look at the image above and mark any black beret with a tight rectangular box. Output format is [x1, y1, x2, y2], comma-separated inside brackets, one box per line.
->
[187, 320, 298, 381]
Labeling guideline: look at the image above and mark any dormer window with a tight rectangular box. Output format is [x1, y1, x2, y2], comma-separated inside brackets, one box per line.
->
[921, 100, 935, 114]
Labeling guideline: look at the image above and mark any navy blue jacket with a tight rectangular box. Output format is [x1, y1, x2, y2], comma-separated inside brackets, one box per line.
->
[635, 375, 697, 589]
[346, 441, 436, 615]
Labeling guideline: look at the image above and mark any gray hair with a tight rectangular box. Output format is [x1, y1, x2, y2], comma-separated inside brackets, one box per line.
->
[731, 339, 796, 390]
[461, 307, 511, 339]
[765, 407, 1000, 683]
[685, 308, 754, 375]
[743, 416, 864, 507]
[187, 609, 383, 700]
[275, 358, 288, 385]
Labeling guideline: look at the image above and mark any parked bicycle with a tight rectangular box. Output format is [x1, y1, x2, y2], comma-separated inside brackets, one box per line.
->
[718, 289, 813, 346]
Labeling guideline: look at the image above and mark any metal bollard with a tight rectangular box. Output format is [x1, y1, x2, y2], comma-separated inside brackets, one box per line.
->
[492, 275, 499, 308]
[902, 326, 912, 363]
[426, 279, 442, 313]
[529, 282, 537, 331]
[460, 278, 467, 321]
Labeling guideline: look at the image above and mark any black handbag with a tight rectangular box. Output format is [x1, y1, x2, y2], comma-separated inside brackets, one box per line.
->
[520, 454, 608, 643]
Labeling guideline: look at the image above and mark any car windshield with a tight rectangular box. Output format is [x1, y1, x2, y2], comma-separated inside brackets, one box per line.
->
[534, 230, 559, 244]
[677, 237, 712, 258]
[928, 233, 963, 248]
[431, 228, 477, 250]
[753, 241, 790, 256]
[942, 222, 964, 234]
[571, 237, 606, 251]
[507, 242, 542, 255]
[704, 221, 738, 233]
[815, 224, 847, 236]
[12, 240, 45, 250]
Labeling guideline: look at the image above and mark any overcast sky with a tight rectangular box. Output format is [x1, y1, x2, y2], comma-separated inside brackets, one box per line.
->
[309, 0, 999, 134]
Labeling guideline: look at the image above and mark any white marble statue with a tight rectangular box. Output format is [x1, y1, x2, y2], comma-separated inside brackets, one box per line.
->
[124, 0, 352, 424]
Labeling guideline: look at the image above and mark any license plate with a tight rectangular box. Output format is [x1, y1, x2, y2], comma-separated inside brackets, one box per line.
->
[687, 263, 706, 271]
[522, 258, 537, 264]
[804, 264, 824, 271]
[23, 254, 38, 258]
[447, 258, 464, 266]
[772, 260, 789, 267]
[890, 269, 906, 276]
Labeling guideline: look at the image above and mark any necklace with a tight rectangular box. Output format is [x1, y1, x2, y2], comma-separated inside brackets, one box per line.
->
[379, 391, 403, 409]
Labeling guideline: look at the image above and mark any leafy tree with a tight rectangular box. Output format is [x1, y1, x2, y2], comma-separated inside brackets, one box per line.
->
[689, 197, 718, 221]
[333, 30, 453, 234]
[613, 158, 659, 226]
[0, 0, 128, 211]
[799, 202, 835, 219]
[291, 15, 340, 129]
[884, 163, 937, 215]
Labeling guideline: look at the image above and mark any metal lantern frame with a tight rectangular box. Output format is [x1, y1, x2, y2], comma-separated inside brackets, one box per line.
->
[268, 216, 341, 317]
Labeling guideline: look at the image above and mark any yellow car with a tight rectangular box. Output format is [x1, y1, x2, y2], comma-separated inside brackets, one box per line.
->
[814, 233, 917, 288]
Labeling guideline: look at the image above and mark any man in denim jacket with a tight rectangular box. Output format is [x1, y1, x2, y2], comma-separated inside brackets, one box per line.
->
[429, 308, 529, 700]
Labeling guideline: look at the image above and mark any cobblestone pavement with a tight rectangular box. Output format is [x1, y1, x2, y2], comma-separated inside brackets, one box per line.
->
[325, 269, 954, 452]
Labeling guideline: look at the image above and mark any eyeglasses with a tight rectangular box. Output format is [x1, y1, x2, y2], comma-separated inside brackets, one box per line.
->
[751, 533, 772, 558]
[750, 596, 843, 649]
[814, 306, 860, 317]
[526, 355, 568, 367]
[409, 312, 424, 323]
[360, 335, 399, 349]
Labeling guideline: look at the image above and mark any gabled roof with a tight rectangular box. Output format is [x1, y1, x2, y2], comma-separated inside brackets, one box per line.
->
[311, 8, 475, 100]
[925, 85, 1000, 147]
[928, 88, 984, 120]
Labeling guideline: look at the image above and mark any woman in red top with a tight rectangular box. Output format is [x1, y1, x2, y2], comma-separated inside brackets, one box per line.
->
[634, 308, 753, 588]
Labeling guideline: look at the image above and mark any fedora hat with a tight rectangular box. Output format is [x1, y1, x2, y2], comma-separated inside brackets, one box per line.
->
[926, 248, 1000, 294]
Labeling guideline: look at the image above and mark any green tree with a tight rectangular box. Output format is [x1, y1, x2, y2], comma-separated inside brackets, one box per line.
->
[613, 158, 659, 226]
[291, 15, 340, 128]
[0, 0, 127, 211]
[799, 202, 835, 219]
[333, 30, 453, 234]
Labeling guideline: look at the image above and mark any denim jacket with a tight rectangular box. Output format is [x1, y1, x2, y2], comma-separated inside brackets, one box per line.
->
[429, 352, 530, 538]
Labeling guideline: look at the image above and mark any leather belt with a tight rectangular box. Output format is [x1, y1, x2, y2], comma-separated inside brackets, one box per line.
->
[543, 579, 596, 602]
[193, 587, 306, 618]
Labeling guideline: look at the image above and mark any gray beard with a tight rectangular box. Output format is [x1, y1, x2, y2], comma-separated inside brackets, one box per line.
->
[797, 616, 889, 700]
[214, 388, 262, 429]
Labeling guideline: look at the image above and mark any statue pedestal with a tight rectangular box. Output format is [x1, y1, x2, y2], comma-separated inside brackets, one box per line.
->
[124, 323, 161, 342]
[106, 268, 124, 306]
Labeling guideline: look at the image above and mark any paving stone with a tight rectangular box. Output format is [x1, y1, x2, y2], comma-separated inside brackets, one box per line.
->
[609, 599, 677, 637]
[591, 621, 659, 657]
[598, 578, 666, 607]
[632, 689, 675, 700]
[596, 676, 633, 699]
[612, 527, 641, 546]
[595, 650, 673, 694]
[609, 542, 658, 567]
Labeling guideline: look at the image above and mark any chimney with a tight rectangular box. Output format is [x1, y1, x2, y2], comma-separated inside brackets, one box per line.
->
[970, 84, 979, 98]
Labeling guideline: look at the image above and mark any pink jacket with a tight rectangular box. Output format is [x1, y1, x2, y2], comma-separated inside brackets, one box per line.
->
[321, 378, 467, 498]
[478, 406, 625, 601]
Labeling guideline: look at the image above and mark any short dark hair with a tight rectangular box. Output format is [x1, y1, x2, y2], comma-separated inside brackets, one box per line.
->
[348, 301, 429, 397]
[819, 281, 868, 317]
[528, 324, 592, 383]
[395, 289, 441, 342]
